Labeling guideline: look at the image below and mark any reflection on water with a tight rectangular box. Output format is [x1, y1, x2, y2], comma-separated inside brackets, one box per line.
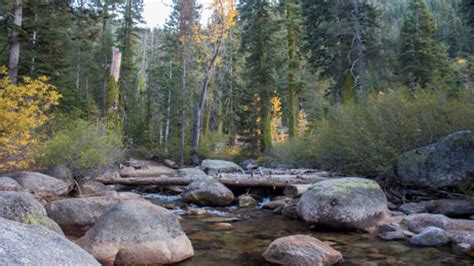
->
[145, 194, 473, 266]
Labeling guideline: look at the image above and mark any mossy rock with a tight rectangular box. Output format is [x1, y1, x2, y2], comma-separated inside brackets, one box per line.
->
[0, 191, 64, 235]
[297, 177, 389, 232]
[396, 131, 474, 189]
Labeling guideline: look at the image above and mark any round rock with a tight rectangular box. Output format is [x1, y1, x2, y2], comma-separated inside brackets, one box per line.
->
[263, 235, 343, 265]
[182, 177, 234, 206]
[77, 200, 194, 265]
[297, 177, 389, 232]
[0, 217, 99, 265]
[0, 191, 63, 234]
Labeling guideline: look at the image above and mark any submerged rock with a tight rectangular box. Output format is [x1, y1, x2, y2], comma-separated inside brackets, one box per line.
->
[399, 199, 474, 218]
[182, 176, 234, 206]
[46, 193, 142, 236]
[0, 177, 22, 191]
[7, 171, 71, 197]
[0, 218, 99, 266]
[77, 200, 194, 265]
[396, 131, 474, 188]
[409, 227, 450, 247]
[263, 235, 343, 265]
[297, 177, 389, 232]
[0, 191, 63, 234]
[210, 222, 234, 231]
[238, 194, 257, 208]
[378, 231, 406, 241]
[200, 159, 244, 175]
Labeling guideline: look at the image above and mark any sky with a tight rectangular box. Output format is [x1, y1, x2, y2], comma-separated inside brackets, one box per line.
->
[143, 0, 213, 28]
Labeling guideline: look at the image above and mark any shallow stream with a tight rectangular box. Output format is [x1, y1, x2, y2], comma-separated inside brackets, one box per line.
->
[144, 193, 473, 266]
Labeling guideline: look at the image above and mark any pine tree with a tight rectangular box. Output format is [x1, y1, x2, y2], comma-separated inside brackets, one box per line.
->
[239, 0, 277, 153]
[399, 0, 452, 89]
[302, 0, 379, 105]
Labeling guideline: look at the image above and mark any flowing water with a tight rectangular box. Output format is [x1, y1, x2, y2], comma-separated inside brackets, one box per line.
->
[144, 193, 474, 266]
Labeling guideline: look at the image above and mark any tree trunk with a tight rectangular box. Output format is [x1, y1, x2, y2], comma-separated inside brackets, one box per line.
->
[191, 40, 222, 154]
[8, 0, 23, 84]
[179, 55, 187, 165]
[352, 0, 367, 98]
[286, 0, 298, 138]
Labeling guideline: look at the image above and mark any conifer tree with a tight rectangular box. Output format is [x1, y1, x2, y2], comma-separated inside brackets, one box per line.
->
[399, 0, 452, 89]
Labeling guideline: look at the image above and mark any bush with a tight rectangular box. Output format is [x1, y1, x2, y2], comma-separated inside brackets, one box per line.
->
[314, 89, 474, 176]
[262, 137, 319, 168]
[37, 120, 123, 176]
[0, 67, 60, 171]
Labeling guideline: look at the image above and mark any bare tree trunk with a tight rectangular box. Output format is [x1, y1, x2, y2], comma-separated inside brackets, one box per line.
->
[179, 56, 187, 165]
[30, 12, 37, 75]
[164, 60, 172, 153]
[8, 0, 23, 84]
[191, 40, 222, 153]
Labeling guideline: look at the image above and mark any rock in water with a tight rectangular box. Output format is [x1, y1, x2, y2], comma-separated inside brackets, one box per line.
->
[0, 191, 63, 234]
[399, 199, 474, 218]
[77, 200, 194, 265]
[396, 131, 474, 188]
[182, 176, 234, 206]
[200, 159, 244, 175]
[0, 218, 99, 265]
[402, 213, 474, 233]
[297, 177, 389, 232]
[409, 227, 451, 247]
[263, 235, 343, 265]
[7, 171, 71, 197]
[238, 194, 257, 207]
[0, 177, 22, 191]
[46, 193, 143, 236]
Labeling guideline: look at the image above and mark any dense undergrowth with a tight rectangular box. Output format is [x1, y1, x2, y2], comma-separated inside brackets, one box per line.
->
[264, 89, 474, 176]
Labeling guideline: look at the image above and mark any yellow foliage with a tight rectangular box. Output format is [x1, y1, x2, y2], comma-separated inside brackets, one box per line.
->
[0, 67, 60, 170]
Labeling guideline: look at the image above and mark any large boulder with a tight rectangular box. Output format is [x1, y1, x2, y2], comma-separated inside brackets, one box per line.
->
[263, 235, 343, 266]
[182, 176, 234, 206]
[77, 200, 194, 265]
[46, 193, 142, 236]
[76, 180, 109, 196]
[200, 159, 244, 175]
[396, 131, 474, 188]
[0, 218, 99, 266]
[0, 191, 63, 234]
[297, 177, 389, 232]
[399, 199, 474, 218]
[0, 177, 22, 191]
[402, 213, 474, 233]
[46, 165, 75, 188]
[8, 171, 71, 197]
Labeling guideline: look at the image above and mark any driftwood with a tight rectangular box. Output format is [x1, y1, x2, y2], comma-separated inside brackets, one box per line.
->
[97, 174, 329, 189]
[284, 184, 316, 197]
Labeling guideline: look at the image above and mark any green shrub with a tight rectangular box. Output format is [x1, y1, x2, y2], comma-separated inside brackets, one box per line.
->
[262, 137, 319, 168]
[37, 120, 124, 176]
[198, 132, 237, 161]
[313, 89, 474, 176]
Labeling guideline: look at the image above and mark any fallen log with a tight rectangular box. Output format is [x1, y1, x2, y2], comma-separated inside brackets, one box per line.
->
[96, 175, 329, 189]
[284, 184, 315, 197]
